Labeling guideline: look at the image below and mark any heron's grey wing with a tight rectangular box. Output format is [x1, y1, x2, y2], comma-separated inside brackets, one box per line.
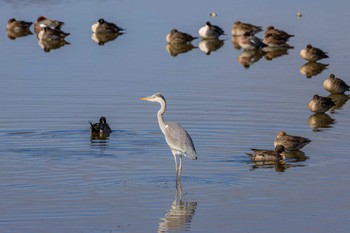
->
[164, 121, 197, 159]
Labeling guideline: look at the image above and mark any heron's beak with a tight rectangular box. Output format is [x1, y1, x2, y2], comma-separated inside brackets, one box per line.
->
[139, 96, 151, 101]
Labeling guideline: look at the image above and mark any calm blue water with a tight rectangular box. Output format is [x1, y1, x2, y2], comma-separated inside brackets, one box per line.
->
[0, 0, 350, 232]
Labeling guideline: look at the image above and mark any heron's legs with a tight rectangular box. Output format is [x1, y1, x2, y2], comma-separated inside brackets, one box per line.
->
[172, 150, 178, 173]
[177, 156, 182, 178]
[172, 150, 183, 181]
[175, 177, 183, 202]
[179, 156, 182, 171]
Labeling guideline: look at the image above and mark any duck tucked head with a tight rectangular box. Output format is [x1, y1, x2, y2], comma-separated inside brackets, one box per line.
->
[243, 32, 252, 37]
[329, 74, 335, 80]
[8, 18, 16, 23]
[99, 116, 107, 124]
[275, 145, 285, 153]
[37, 16, 47, 22]
[306, 44, 312, 49]
[313, 95, 320, 100]
[98, 18, 105, 24]
[276, 131, 287, 138]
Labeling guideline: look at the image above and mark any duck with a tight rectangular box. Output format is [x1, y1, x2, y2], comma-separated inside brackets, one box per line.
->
[166, 29, 197, 44]
[7, 18, 32, 31]
[37, 27, 70, 41]
[231, 20, 262, 36]
[236, 32, 267, 50]
[91, 18, 124, 33]
[34, 16, 64, 34]
[308, 94, 336, 113]
[323, 74, 349, 94]
[300, 44, 329, 62]
[89, 116, 112, 134]
[198, 22, 224, 39]
[263, 26, 294, 41]
[274, 131, 311, 151]
[263, 33, 293, 48]
[246, 145, 286, 162]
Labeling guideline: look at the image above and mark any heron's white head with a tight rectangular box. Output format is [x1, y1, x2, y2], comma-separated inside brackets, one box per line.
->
[139, 93, 166, 103]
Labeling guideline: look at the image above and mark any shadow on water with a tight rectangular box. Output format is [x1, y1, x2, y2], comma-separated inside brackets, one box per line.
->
[198, 39, 224, 55]
[308, 113, 335, 131]
[250, 160, 307, 172]
[299, 62, 329, 78]
[38, 38, 70, 52]
[166, 43, 197, 57]
[158, 179, 197, 233]
[328, 93, 349, 113]
[91, 32, 123, 46]
[263, 47, 293, 61]
[237, 49, 264, 69]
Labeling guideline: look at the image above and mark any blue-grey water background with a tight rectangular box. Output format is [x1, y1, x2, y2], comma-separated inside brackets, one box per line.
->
[0, 0, 350, 232]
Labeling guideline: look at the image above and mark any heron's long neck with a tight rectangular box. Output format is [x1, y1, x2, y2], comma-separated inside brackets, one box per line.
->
[157, 99, 167, 134]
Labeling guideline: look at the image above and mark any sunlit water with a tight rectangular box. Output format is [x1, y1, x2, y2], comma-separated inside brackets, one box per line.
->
[1, 0, 350, 232]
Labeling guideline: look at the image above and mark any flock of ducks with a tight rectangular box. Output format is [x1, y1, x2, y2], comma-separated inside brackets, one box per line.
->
[164, 19, 349, 168]
[6, 16, 124, 51]
[6, 16, 350, 173]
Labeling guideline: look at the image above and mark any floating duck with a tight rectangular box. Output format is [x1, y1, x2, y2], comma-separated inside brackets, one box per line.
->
[274, 131, 311, 151]
[91, 18, 124, 33]
[308, 94, 336, 113]
[198, 22, 224, 39]
[300, 44, 328, 62]
[323, 74, 349, 94]
[246, 145, 286, 162]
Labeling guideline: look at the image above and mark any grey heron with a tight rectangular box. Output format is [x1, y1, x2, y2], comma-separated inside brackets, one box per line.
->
[139, 93, 197, 178]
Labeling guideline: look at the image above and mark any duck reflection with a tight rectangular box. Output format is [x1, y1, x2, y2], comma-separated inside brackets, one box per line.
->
[198, 39, 224, 55]
[251, 159, 306, 172]
[158, 180, 197, 233]
[7, 28, 33, 40]
[251, 160, 287, 172]
[6, 18, 33, 40]
[263, 47, 292, 60]
[308, 113, 335, 131]
[166, 43, 196, 57]
[38, 39, 70, 52]
[299, 62, 328, 78]
[90, 132, 110, 141]
[91, 32, 123, 46]
[282, 150, 309, 162]
[237, 49, 264, 69]
[328, 93, 349, 112]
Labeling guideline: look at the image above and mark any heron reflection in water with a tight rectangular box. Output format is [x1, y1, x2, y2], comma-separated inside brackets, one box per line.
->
[158, 180, 197, 232]
[139, 93, 197, 180]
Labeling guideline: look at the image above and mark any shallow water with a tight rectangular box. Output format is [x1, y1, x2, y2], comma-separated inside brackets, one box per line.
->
[1, 0, 350, 232]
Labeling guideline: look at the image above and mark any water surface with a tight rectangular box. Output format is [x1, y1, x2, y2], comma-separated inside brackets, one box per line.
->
[0, 0, 350, 232]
